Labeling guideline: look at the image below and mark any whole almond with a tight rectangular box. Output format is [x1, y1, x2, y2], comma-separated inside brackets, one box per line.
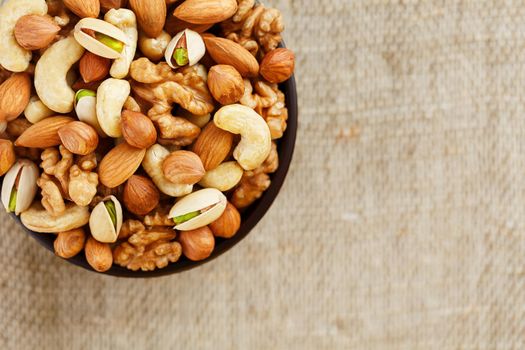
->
[63, 0, 100, 18]
[85, 237, 113, 272]
[100, 0, 128, 13]
[58, 121, 99, 155]
[179, 226, 215, 261]
[15, 116, 73, 148]
[192, 123, 233, 171]
[0, 139, 16, 176]
[99, 142, 147, 188]
[260, 48, 295, 84]
[54, 228, 86, 259]
[208, 65, 244, 105]
[129, 0, 167, 38]
[0, 73, 32, 122]
[121, 110, 157, 149]
[14, 15, 60, 51]
[79, 52, 111, 83]
[203, 36, 259, 77]
[162, 150, 205, 185]
[209, 202, 241, 238]
[173, 0, 237, 25]
[165, 15, 213, 36]
[123, 175, 160, 215]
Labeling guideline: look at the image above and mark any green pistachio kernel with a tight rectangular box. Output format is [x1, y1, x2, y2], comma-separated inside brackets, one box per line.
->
[95, 33, 124, 53]
[173, 48, 189, 67]
[75, 89, 96, 102]
[8, 189, 17, 212]
[104, 200, 117, 229]
[173, 210, 199, 225]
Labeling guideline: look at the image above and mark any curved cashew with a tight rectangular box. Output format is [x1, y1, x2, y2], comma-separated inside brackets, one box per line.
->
[142, 144, 193, 197]
[34, 36, 85, 113]
[214, 104, 271, 170]
[199, 161, 244, 191]
[0, 0, 47, 72]
[21, 203, 90, 233]
[24, 96, 54, 124]
[96, 78, 130, 138]
[105, 9, 138, 79]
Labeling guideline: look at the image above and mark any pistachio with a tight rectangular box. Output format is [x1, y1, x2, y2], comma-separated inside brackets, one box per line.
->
[164, 29, 205, 69]
[89, 195, 123, 243]
[1, 159, 38, 215]
[169, 188, 227, 231]
[74, 18, 129, 59]
[75, 89, 106, 137]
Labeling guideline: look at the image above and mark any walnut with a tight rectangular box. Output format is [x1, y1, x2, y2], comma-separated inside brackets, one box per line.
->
[77, 153, 97, 172]
[37, 174, 66, 217]
[69, 165, 98, 207]
[130, 58, 214, 117]
[40, 146, 73, 196]
[240, 79, 287, 139]
[222, 3, 284, 55]
[144, 204, 174, 226]
[123, 96, 142, 113]
[151, 113, 200, 147]
[113, 220, 181, 271]
[118, 220, 146, 240]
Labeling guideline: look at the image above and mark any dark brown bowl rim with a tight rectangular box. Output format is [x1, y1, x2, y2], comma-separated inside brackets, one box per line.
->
[3, 54, 298, 279]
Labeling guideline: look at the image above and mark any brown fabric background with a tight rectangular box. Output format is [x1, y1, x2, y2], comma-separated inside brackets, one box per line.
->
[2, 0, 525, 349]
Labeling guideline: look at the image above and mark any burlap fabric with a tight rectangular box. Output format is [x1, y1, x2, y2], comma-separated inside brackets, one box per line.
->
[2, 0, 525, 349]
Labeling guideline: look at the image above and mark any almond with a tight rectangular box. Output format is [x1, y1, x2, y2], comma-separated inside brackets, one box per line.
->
[173, 0, 237, 25]
[99, 142, 147, 188]
[165, 15, 213, 36]
[209, 202, 241, 238]
[14, 15, 60, 51]
[100, 0, 128, 13]
[0, 73, 32, 122]
[203, 36, 259, 77]
[58, 121, 99, 155]
[121, 110, 157, 149]
[129, 0, 167, 38]
[15, 116, 73, 148]
[192, 122, 233, 171]
[162, 150, 205, 185]
[123, 175, 160, 215]
[63, 0, 100, 18]
[0, 139, 16, 176]
[207, 65, 244, 105]
[85, 237, 113, 272]
[79, 52, 111, 83]
[260, 48, 295, 84]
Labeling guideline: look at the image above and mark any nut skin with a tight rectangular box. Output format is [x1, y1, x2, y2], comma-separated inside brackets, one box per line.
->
[54, 228, 86, 259]
[207, 65, 244, 105]
[191, 123, 233, 171]
[79, 52, 111, 83]
[209, 202, 241, 238]
[99, 142, 147, 188]
[58, 121, 99, 155]
[162, 150, 205, 185]
[178, 226, 215, 261]
[85, 236, 113, 272]
[203, 35, 259, 78]
[123, 175, 160, 215]
[15, 116, 74, 148]
[14, 15, 60, 51]
[0, 73, 32, 122]
[173, 0, 237, 25]
[63, 0, 100, 18]
[129, 0, 166, 38]
[0, 139, 16, 176]
[121, 110, 157, 149]
[260, 48, 295, 84]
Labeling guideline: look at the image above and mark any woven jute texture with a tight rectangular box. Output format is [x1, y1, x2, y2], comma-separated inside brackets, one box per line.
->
[2, 0, 525, 349]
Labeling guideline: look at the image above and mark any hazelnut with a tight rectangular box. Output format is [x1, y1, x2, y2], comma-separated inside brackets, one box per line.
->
[191, 123, 233, 171]
[178, 226, 215, 261]
[209, 202, 241, 238]
[162, 150, 205, 185]
[260, 48, 295, 84]
[123, 175, 160, 216]
[54, 228, 86, 259]
[207, 64, 244, 105]
[0, 139, 16, 176]
[121, 110, 157, 149]
[85, 237, 113, 272]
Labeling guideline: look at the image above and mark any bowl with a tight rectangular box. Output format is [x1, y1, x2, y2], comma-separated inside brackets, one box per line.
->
[2, 65, 298, 278]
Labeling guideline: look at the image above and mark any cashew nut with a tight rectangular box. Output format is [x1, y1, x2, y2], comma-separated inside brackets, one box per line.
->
[24, 96, 54, 124]
[199, 161, 244, 192]
[0, 0, 47, 72]
[105, 9, 138, 79]
[142, 144, 193, 197]
[214, 104, 271, 171]
[96, 78, 130, 138]
[21, 203, 90, 233]
[34, 36, 85, 113]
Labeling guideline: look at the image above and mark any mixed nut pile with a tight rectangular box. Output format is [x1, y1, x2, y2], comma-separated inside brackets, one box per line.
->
[0, 0, 294, 272]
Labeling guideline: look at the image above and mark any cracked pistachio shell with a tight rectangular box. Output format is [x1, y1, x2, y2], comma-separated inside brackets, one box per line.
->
[164, 29, 205, 69]
[169, 188, 227, 231]
[89, 195, 123, 243]
[74, 18, 130, 59]
[75, 92, 107, 137]
[1, 159, 38, 215]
